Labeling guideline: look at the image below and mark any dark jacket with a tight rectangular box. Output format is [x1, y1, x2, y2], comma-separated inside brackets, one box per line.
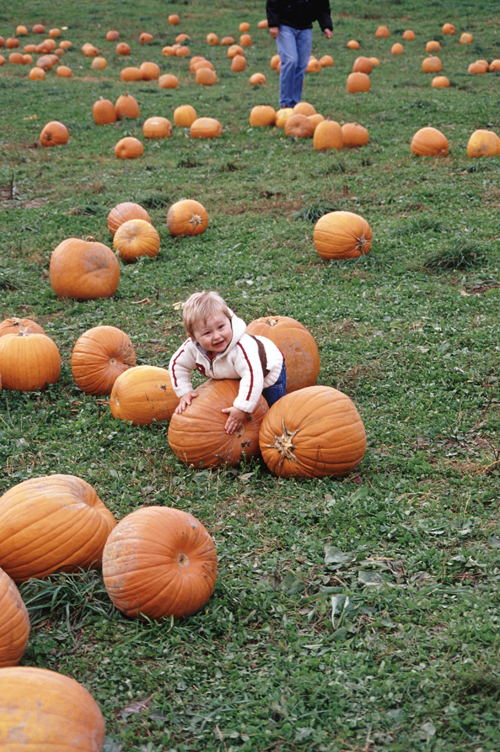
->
[266, 0, 333, 32]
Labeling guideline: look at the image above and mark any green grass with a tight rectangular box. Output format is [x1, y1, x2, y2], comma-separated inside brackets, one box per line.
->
[1, 0, 500, 750]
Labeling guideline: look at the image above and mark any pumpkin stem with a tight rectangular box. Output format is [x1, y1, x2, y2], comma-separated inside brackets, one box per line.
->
[266, 419, 299, 470]
[188, 213, 203, 229]
[176, 552, 190, 568]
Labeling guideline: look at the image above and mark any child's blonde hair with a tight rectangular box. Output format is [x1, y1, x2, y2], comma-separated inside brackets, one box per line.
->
[182, 291, 231, 336]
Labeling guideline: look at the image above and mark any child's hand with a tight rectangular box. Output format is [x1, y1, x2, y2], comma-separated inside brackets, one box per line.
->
[221, 406, 248, 435]
[175, 391, 198, 414]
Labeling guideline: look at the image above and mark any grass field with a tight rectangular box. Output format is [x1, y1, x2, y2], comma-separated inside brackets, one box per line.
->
[1, 0, 499, 750]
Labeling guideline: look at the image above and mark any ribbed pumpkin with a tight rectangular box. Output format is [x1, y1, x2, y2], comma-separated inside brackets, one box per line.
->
[0, 568, 30, 667]
[174, 104, 197, 127]
[107, 202, 151, 235]
[50, 238, 120, 300]
[314, 211, 372, 260]
[0, 667, 106, 751]
[140, 61, 160, 80]
[249, 72, 266, 85]
[341, 122, 369, 148]
[113, 219, 160, 262]
[249, 105, 276, 126]
[102, 506, 217, 620]
[246, 316, 320, 394]
[196, 67, 217, 85]
[432, 75, 450, 88]
[285, 113, 315, 138]
[0, 332, 60, 391]
[92, 97, 116, 124]
[410, 127, 449, 157]
[0, 317, 46, 337]
[110, 365, 179, 425]
[346, 71, 370, 93]
[168, 379, 267, 468]
[114, 92, 140, 119]
[158, 73, 179, 89]
[313, 119, 343, 151]
[190, 117, 223, 139]
[39, 120, 69, 146]
[167, 199, 208, 237]
[71, 326, 136, 395]
[0, 474, 116, 583]
[292, 101, 316, 116]
[114, 136, 144, 159]
[143, 116, 173, 139]
[467, 130, 500, 158]
[259, 385, 367, 478]
[421, 56, 442, 73]
[352, 56, 373, 74]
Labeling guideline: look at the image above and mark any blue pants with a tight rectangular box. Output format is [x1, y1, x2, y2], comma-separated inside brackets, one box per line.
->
[262, 361, 287, 407]
[276, 25, 313, 108]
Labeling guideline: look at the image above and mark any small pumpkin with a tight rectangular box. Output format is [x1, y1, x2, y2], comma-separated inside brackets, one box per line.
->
[239, 22, 251, 32]
[341, 122, 369, 148]
[158, 73, 179, 89]
[231, 54, 246, 72]
[206, 33, 219, 45]
[71, 325, 136, 395]
[403, 29, 416, 40]
[313, 119, 343, 151]
[168, 379, 267, 468]
[40, 120, 69, 147]
[0, 667, 106, 751]
[56, 65, 72, 77]
[426, 40, 441, 53]
[167, 199, 209, 237]
[143, 116, 173, 139]
[460, 32, 473, 44]
[249, 72, 266, 85]
[0, 317, 46, 337]
[346, 71, 370, 93]
[102, 506, 217, 620]
[319, 54, 334, 67]
[140, 61, 160, 80]
[227, 44, 244, 59]
[0, 474, 116, 582]
[0, 332, 60, 392]
[114, 136, 144, 159]
[240, 33, 252, 47]
[467, 130, 500, 158]
[93, 97, 117, 125]
[249, 105, 276, 126]
[352, 56, 373, 74]
[168, 14, 180, 25]
[259, 385, 367, 478]
[114, 92, 140, 119]
[285, 113, 315, 139]
[410, 126, 449, 157]
[0, 568, 30, 667]
[391, 42, 403, 54]
[421, 56, 442, 73]
[28, 66, 45, 80]
[190, 117, 223, 139]
[110, 365, 179, 425]
[50, 237, 120, 300]
[173, 104, 197, 127]
[116, 41, 131, 55]
[292, 101, 316, 116]
[106, 30, 120, 41]
[113, 219, 160, 262]
[221, 36, 235, 46]
[139, 32, 153, 44]
[91, 56, 107, 70]
[432, 75, 450, 88]
[442, 23, 455, 35]
[313, 211, 372, 260]
[275, 107, 293, 127]
[107, 202, 151, 235]
[246, 315, 320, 394]
[120, 66, 142, 81]
[347, 39, 360, 49]
[196, 67, 217, 85]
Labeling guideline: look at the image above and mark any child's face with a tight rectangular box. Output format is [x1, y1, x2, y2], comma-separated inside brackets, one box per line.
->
[192, 313, 232, 354]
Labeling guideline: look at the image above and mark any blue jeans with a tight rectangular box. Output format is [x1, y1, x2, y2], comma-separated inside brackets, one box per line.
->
[262, 361, 287, 407]
[276, 25, 313, 108]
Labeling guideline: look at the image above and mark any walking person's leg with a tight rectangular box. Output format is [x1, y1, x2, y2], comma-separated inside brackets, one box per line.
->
[276, 26, 299, 108]
[292, 27, 313, 104]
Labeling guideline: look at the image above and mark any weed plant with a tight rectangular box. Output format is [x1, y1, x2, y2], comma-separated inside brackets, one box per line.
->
[1, 0, 500, 750]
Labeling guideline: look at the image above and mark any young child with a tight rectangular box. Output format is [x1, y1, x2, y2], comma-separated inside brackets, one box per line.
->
[169, 291, 287, 435]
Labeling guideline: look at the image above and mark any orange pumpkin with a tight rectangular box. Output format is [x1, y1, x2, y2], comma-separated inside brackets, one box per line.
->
[0, 667, 106, 750]
[196, 67, 217, 85]
[249, 72, 266, 85]
[460, 32, 473, 44]
[0, 568, 30, 667]
[0, 317, 46, 337]
[206, 33, 219, 45]
[352, 56, 373, 74]
[249, 105, 276, 126]
[120, 66, 142, 81]
[467, 130, 500, 158]
[0, 332, 60, 391]
[421, 56, 442, 73]
[173, 104, 197, 127]
[139, 32, 153, 44]
[347, 39, 360, 49]
[114, 136, 144, 159]
[403, 29, 416, 40]
[231, 54, 246, 72]
[319, 54, 334, 67]
[158, 73, 179, 89]
[391, 42, 403, 54]
[107, 202, 151, 235]
[39, 120, 69, 147]
[110, 365, 179, 425]
[0, 474, 116, 582]
[285, 113, 315, 138]
[442, 23, 455, 35]
[246, 316, 320, 394]
[168, 14, 180, 25]
[91, 56, 107, 69]
[313, 211, 372, 260]
[375, 25, 390, 38]
[28, 66, 45, 80]
[143, 116, 173, 139]
[167, 199, 209, 236]
[259, 385, 367, 478]
[410, 126, 449, 157]
[240, 33, 252, 47]
[102, 506, 217, 620]
[56, 65, 72, 77]
[346, 71, 370, 93]
[71, 325, 136, 395]
[313, 119, 343, 151]
[432, 75, 450, 88]
[113, 219, 160, 262]
[239, 22, 251, 32]
[116, 41, 131, 55]
[426, 40, 441, 53]
[190, 117, 222, 139]
[106, 30, 120, 41]
[168, 379, 267, 468]
[221, 36, 235, 46]
[115, 92, 140, 119]
[92, 97, 117, 124]
[341, 122, 369, 148]
[50, 237, 120, 300]
[140, 61, 160, 80]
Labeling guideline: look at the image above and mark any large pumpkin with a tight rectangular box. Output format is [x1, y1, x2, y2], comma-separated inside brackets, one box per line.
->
[114, 136, 144, 159]
[167, 199, 208, 237]
[168, 379, 267, 468]
[346, 72, 370, 93]
[313, 211, 372, 260]
[50, 238, 120, 300]
[107, 201, 151, 235]
[341, 122, 369, 148]
[190, 117, 222, 139]
[114, 92, 140, 119]
[92, 97, 116, 125]
[259, 385, 367, 478]
[285, 113, 315, 138]
[313, 119, 343, 151]
[0, 568, 30, 667]
[173, 104, 197, 127]
[113, 219, 160, 262]
[71, 325, 136, 395]
[467, 130, 500, 158]
[245, 316, 320, 393]
[0, 474, 116, 583]
[0, 666, 105, 751]
[39, 120, 69, 147]
[110, 365, 180, 425]
[102, 506, 217, 620]
[410, 126, 449, 157]
[0, 317, 45, 337]
[0, 331, 60, 391]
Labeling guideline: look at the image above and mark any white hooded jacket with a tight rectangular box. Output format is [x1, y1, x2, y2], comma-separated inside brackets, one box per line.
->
[169, 312, 284, 413]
